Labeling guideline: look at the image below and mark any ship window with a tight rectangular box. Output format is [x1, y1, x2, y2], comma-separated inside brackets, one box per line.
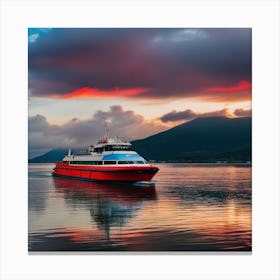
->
[69, 161, 95, 165]
[105, 145, 131, 151]
[92, 161, 102, 165]
[104, 161, 116, 165]
[104, 145, 112, 151]
[118, 161, 134, 164]
[94, 147, 104, 153]
[136, 161, 144, 164]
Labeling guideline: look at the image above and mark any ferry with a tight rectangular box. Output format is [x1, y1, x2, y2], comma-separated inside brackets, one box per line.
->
[52, 132, 159, 183]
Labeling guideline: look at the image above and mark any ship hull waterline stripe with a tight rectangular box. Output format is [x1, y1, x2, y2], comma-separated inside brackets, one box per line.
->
[53, 167, 158, 174]
[52, 173, 156, 185]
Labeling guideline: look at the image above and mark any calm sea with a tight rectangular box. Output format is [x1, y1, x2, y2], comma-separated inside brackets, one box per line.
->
[28, 163, 251, 252]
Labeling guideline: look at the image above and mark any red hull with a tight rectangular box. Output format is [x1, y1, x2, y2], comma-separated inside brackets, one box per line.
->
[52, 162, 159, 182]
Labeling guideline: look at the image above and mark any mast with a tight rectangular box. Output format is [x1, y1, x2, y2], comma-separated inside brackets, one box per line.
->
[104, 121, 109, 141]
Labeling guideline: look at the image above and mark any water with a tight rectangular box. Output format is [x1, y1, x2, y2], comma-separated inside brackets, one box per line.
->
[28, 163, 251, 252]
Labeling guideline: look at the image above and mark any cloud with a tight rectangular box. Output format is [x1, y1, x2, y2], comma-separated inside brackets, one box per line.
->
[153, 29, 208, 43]
[199, 108, 234, 118]
[234, 108, 252, 117]
[28, 106, 168, 158]
[160, 109, 197, 123]
[28, 114, 62, 150]
[28, 28, 52, 43]
[28, 33, 39, 43]
[28, 28, 251, 102]
[160, 108, 232, 123]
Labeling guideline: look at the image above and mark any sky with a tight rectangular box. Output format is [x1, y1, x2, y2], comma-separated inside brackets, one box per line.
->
[28, 28, 252, 158]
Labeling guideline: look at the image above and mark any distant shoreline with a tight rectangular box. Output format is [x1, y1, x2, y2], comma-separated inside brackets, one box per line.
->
[160, 162, 252, 167]
[28, 162, 252, 167]
[155, 161, 251, 165]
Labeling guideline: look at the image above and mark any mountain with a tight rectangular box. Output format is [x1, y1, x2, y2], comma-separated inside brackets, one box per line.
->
[28, 148, 87, 163]
[131, 116, 251, 162]
[29, 116, 251, 163]
[28, 148, 69, 163]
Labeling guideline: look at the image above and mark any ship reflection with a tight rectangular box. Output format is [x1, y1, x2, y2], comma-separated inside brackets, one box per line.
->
[53, 177, 157, 240]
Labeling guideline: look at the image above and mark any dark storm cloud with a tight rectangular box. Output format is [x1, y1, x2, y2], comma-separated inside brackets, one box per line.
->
[28, 28, 251, 101]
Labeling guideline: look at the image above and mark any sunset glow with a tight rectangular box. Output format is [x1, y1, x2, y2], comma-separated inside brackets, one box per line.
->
[60, 87, 148, 99]
[206, 80, 251, 93]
